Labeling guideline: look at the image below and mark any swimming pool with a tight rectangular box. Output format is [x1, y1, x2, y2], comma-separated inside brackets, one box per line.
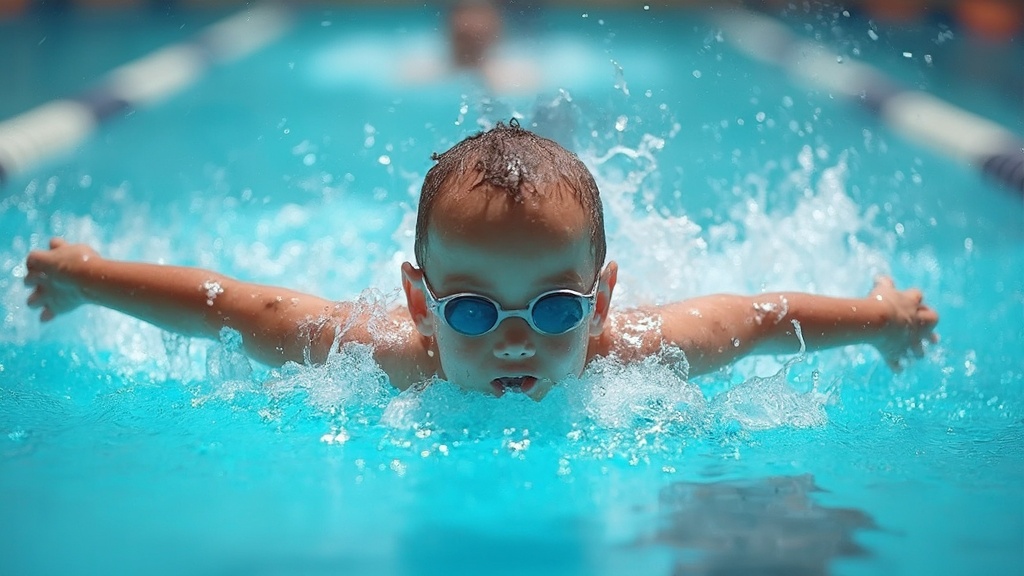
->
[1, 4, 1022, 576]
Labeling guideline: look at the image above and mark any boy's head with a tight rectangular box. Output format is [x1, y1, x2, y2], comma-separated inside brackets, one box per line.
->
[401, 121, 617, 398]
[414, 121, 606, 275]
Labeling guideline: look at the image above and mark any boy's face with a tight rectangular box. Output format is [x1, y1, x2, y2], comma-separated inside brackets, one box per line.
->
[402, 178, 615, 400]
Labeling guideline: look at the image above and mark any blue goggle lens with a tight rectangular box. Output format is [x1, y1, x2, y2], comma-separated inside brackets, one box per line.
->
[444, 296, 499, 337]
[532, 293, 586, 334]
[442, 292, 587, 336]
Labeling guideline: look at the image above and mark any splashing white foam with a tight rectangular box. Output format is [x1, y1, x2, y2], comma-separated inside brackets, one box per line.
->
[0, 87, 884, 460]
[264, 343, 391, 415]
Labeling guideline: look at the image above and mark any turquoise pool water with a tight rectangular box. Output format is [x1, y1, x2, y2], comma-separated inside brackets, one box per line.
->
[1, 6, 1022, 576]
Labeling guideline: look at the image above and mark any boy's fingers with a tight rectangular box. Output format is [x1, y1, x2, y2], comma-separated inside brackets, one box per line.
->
[911, 341, 925, 358]
[49, 238, 66, 249]
[928, 306, 939, 321]
[907, 288, 923, 304]
[40, 308, 55, 322]
[886, 357, 903, 373]
[874, 275, 895, 288]
[917, 305, 939, 326]
[25, 252, 52, 276]
[27, 288, 43, 308]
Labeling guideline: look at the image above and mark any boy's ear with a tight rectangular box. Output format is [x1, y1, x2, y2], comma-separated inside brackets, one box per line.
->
[589, 261, 618, 337]
[401, 262, 435, 337]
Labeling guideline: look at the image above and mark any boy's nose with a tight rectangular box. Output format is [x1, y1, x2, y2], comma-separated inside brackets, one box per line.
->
[492, 319, 536, 359]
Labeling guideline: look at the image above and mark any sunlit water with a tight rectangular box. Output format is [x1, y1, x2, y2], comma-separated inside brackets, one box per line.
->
[1, 7, 1022, 576]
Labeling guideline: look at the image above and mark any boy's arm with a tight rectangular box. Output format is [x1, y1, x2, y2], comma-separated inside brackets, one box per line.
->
[612, 277, 939, 377]
[23, 238, 411, 370]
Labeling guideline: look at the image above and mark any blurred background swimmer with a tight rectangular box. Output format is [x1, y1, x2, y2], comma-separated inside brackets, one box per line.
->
[449, 0, 502, 68]
[309, 0, 631, 98]
[402, 0, 542, 94]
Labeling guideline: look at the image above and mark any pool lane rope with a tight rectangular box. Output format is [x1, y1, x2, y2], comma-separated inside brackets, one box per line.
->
[713, 9, 1024, 197]
[0, 3, 292, 185]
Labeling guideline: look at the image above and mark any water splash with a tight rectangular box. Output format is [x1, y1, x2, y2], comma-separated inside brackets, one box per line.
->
[711, 365, 831, 431]
[268, 335, 834, 467]
[0, 73, 909, 466]
[194, 327, 255, 405]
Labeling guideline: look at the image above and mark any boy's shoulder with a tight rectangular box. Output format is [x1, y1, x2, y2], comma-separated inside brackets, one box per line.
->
[588, 308, 667, 364]
[372, 308, 439, 391]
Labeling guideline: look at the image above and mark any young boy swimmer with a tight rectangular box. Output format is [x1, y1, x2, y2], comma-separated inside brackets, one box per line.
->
[24, 122, 939, 400]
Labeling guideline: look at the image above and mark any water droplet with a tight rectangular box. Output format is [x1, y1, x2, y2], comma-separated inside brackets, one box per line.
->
[302, 153, 316, 166]
[902, 51, 913, 58]
[611, 60, 629, 95]
[390, 459, 407, 476]
[378, 155, 391, 166]
[692, 70, 702, 78]
[868, 29, 879, 41]
[202, 280, 224, 306]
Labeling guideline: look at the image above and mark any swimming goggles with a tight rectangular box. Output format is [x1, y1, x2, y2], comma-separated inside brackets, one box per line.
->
[421, 275, 598, 337]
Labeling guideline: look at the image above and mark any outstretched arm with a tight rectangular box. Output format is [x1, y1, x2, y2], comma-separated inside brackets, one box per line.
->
[24, 239, 392, 367]
[616, 277, 939, 377]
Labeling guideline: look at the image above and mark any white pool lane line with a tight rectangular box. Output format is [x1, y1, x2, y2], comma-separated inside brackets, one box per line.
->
[0, 3, 292, 185]
[713, 9, 1024, 197]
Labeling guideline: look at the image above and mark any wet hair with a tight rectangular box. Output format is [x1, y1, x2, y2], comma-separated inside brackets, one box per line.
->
[414, 120, 606, 275]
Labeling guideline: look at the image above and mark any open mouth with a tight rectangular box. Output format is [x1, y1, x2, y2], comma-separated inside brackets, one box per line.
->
[491, 376, 537, 396]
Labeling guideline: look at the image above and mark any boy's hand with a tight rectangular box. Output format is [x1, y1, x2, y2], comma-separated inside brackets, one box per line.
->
[869, 275, 939, 371]
[24, 238, 99, 322]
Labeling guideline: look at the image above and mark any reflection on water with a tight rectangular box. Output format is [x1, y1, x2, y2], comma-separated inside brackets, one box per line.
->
[648, 474, 875, 575]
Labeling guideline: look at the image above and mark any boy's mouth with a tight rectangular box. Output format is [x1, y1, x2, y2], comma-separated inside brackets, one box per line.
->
[491, 376, 537, 396]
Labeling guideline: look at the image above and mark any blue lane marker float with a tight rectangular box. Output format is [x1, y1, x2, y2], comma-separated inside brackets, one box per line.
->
[0, 3, 292, 185]
[714, 8, 1024, 197]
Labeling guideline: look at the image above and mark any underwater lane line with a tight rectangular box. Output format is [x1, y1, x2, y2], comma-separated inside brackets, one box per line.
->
[0, 3, 293, 186]
[713, 8, 1024, 197]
